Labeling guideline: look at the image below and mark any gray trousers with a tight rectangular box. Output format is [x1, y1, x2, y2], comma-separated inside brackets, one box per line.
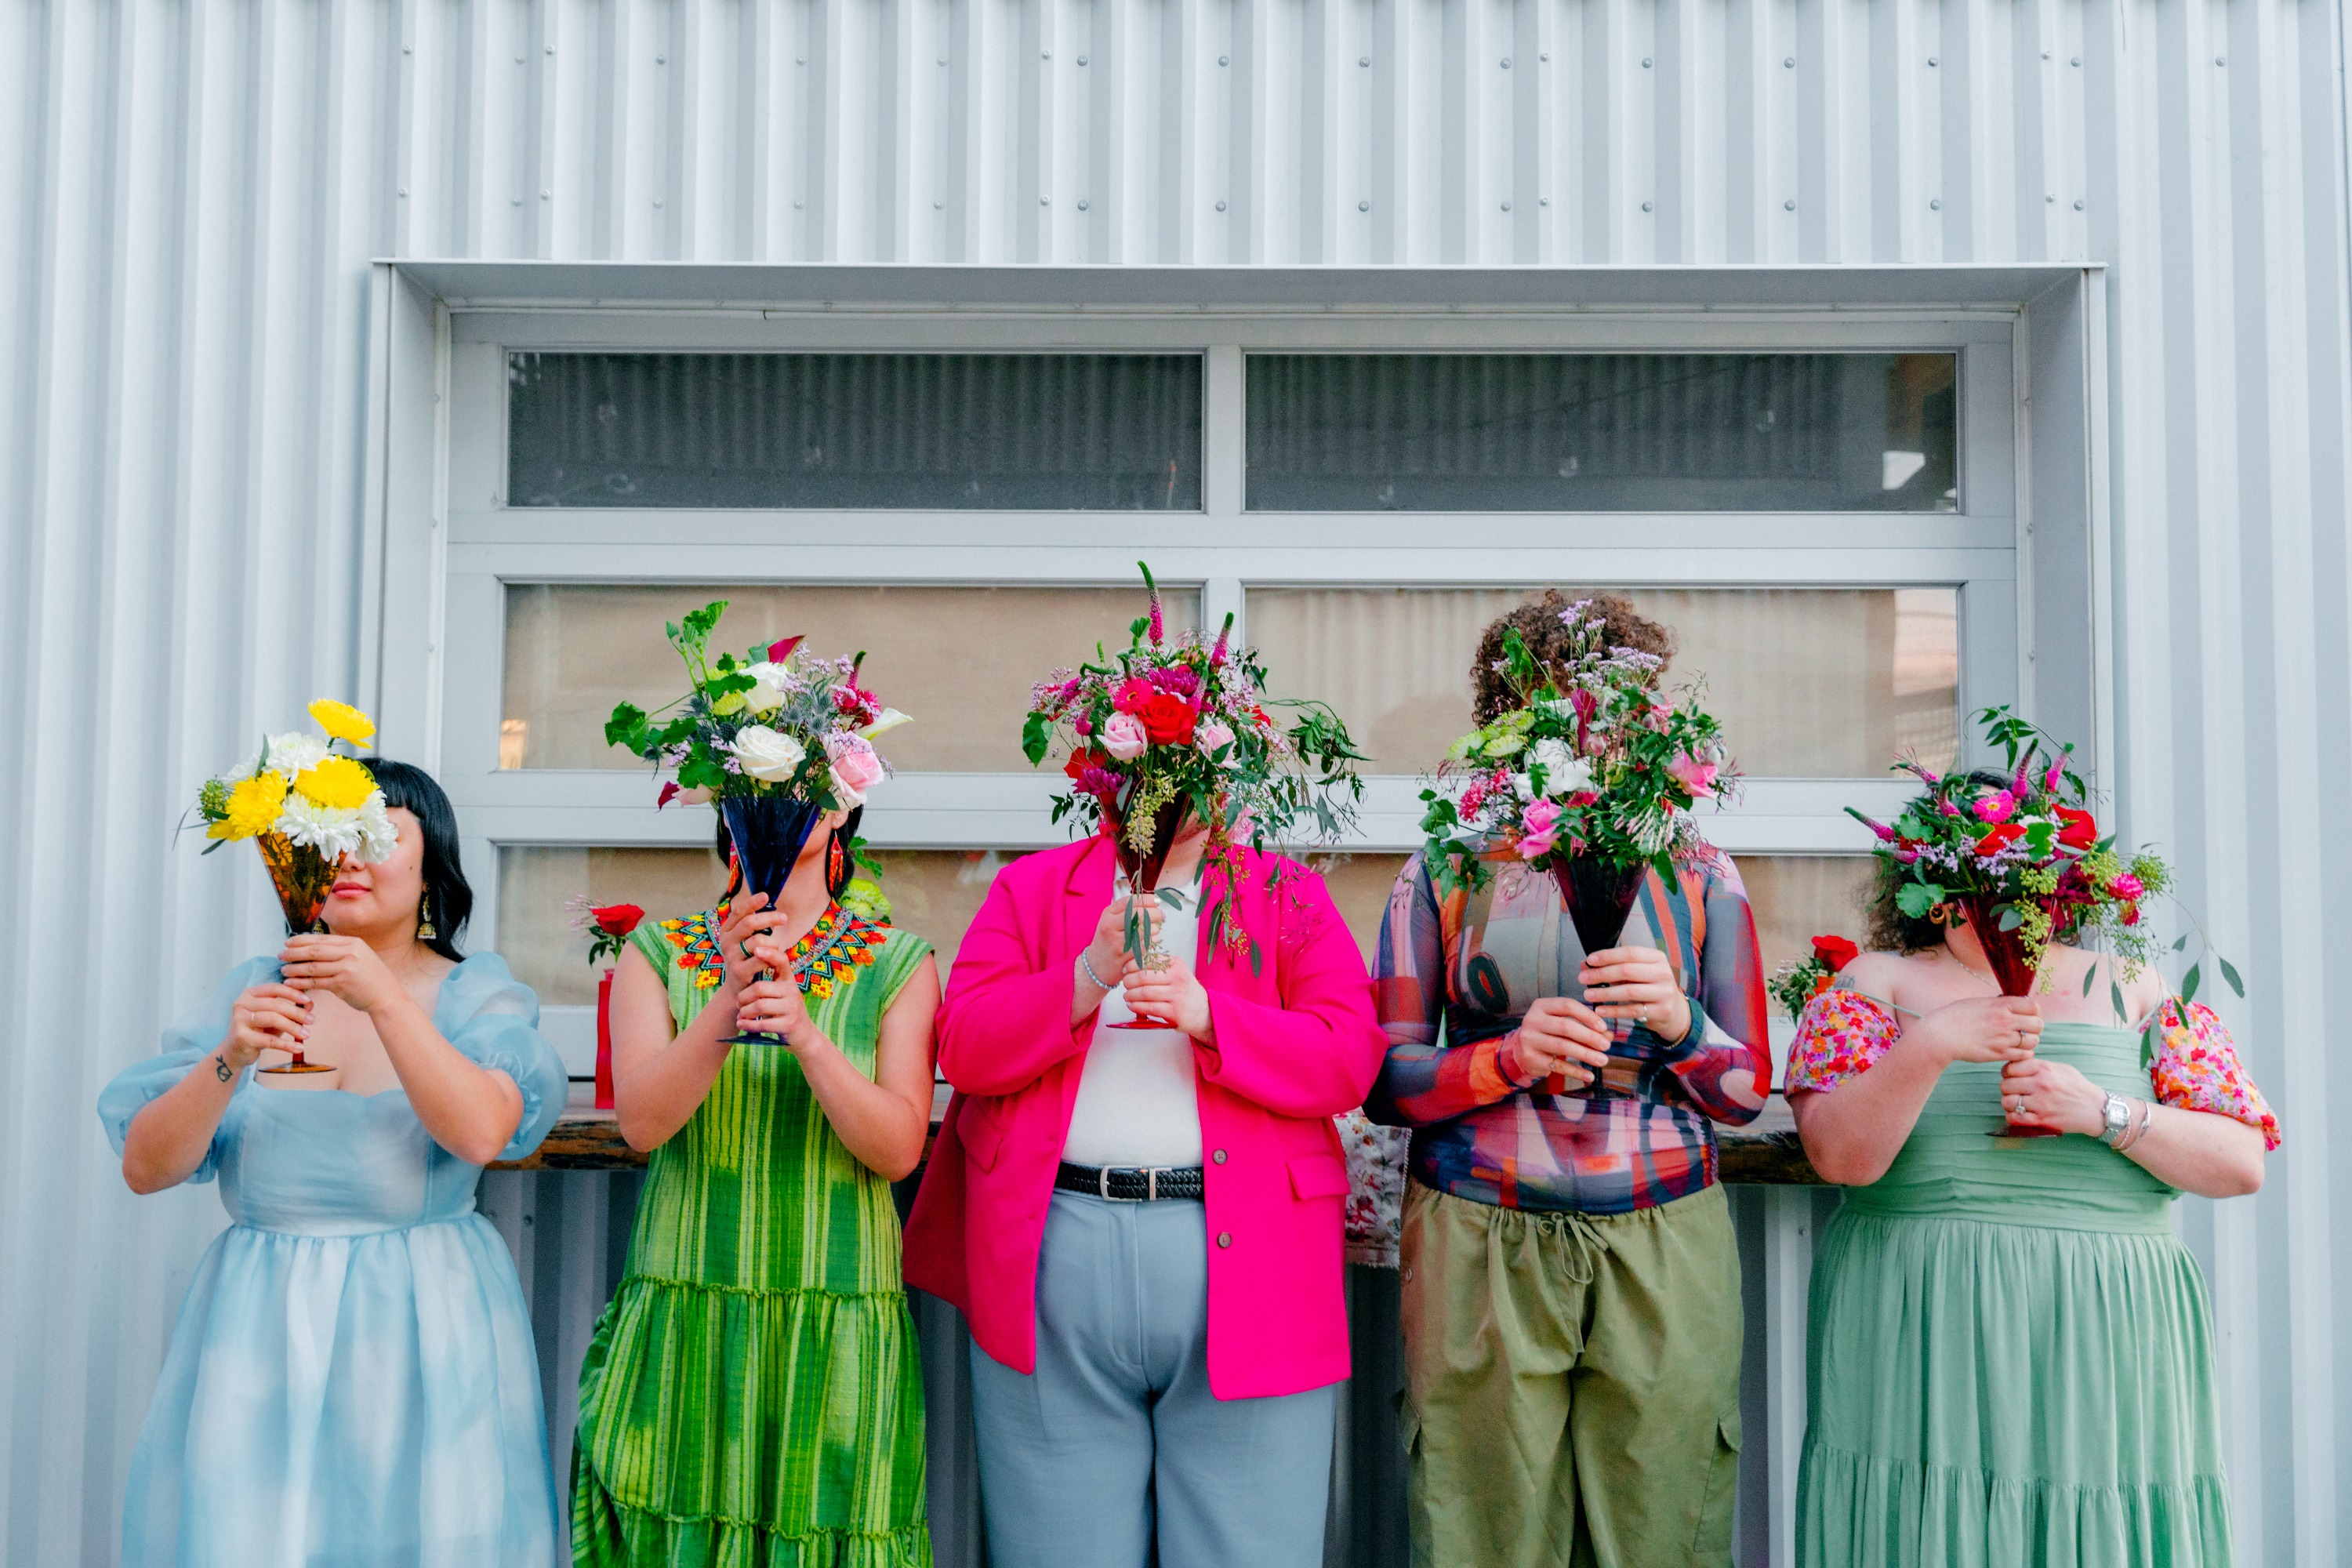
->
[969, 1189, 1338, 1568]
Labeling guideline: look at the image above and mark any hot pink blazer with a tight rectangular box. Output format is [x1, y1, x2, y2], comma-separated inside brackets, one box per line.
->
[902, 834, 1386, 1400]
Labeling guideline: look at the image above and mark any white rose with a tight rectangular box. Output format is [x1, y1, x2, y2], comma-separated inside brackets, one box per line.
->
[731, 724, 807, 783]
[1533, 739, 1594, 796]
[740, 662, 790, 714]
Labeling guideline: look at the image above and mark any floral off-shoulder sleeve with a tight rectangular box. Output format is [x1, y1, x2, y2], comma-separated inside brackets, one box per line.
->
[1784, 988, 1900, 1094]
[2148, 999, 2280, 1149]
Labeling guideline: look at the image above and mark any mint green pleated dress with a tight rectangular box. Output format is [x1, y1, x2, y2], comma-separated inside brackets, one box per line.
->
[571, 911, 933, 1568]
[1798, 1023, 2233, 1566]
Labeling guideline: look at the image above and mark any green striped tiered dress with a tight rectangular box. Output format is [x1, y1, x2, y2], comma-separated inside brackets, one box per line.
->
[571, 907, 933, 1568]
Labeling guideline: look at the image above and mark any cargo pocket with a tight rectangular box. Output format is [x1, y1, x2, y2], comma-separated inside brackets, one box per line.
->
[1691, 1406, 1743, 1559]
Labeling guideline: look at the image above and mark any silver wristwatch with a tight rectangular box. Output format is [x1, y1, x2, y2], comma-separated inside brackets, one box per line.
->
[2098, 1091, 2133, 1147]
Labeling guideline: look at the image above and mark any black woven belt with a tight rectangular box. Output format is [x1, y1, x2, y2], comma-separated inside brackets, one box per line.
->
[1054, 1160, 1205, 1202]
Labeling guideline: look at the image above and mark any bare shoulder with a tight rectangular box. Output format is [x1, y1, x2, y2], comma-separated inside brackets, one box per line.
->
[1835, 950, 1915, 995]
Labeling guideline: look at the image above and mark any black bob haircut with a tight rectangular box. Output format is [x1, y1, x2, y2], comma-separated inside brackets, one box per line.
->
[715, 805, 864, 900]
[362, 759, 473, 961]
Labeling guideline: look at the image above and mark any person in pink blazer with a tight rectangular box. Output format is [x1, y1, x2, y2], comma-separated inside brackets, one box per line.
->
[904, 819, 1385, 1568]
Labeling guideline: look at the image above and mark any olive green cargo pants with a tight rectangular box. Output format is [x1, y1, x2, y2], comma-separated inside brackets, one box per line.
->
[1398, 1180, 1744, 1568]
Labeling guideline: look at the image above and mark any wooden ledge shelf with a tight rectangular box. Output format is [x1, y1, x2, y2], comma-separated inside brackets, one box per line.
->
[493, 1087, 1823, 1185]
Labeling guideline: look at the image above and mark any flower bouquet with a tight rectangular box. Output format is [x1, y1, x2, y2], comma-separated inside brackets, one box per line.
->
[568, 898, 645, 1108]
[604, 602, 907, 1044]
[1849, 706, 2241, 1130]
[1769, 934, 1860, 1023]
[191, 699, 396, 1074]
[1022, 563, 1365, 993]
[1417, 601, 1740, 957]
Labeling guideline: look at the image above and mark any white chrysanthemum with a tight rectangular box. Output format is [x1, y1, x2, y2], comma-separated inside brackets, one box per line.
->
[259, 731, 329, 779]
[278, 793, 368, 862]
[354, 796, 398, 864]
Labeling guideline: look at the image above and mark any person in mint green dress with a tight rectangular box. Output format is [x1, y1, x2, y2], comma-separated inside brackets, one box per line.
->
[571, 804, 942, 1567]
[1787, 860, 2277, 1566]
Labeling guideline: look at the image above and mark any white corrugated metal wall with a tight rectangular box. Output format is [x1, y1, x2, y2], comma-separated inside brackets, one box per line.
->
[3, 1, 2346, 1563]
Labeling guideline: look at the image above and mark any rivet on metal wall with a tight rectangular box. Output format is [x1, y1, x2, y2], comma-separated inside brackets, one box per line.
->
[1539, 53, 1549, 62]
[1929, 198, 1941, 210]
[1040, 195, 1050, 205]
[1641, 57, 1652, 68]
[937, 57, 946, 66]
[545, 44, 554, 53]
[656, 55, 666, 64]
[933, 198, 945, 209]
[2042, 50, 2052, 60]
[1501, 200, 1512, 211]
[793, 198, 804, 209]
[2215, 56, 2226, 66]
[2071, 57, 2082, 67]
[1539, 196, 1549, 206]
[1077, 55, 1087, 66]
[1358, 199, 1370, 211]
[654, 198, 663, 207]
[398, 187, 408, 197]
[1215, 199, 1227, 211]
[402, 43, 412, 54]
[541, 191, 550, 200]
[2045, 193, 2056, 202]
[1503, 58, 1512, 68]
[1077, 198, 1089, 210]
[1784, 198, 1796, 210]
[1218, 54, 1229, 66]
[2074, 199, 2085, 210]
[1784, 56, 1795, 67]
[511, 196, 521, 205]
[1927, 56, 1938, 67]
[1641, 201, 1653, 212]
[1041, 49, 1050, 59]
[514, 54, 524, 64]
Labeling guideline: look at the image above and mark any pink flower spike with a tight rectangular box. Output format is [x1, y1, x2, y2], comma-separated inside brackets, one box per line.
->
[2044, 758, 2065, 793]
[767, 635, 804, 664]
[1864, 818, 1899, 843]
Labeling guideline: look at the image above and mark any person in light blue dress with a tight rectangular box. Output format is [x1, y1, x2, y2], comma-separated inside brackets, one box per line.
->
[100, 760, 569, 1568]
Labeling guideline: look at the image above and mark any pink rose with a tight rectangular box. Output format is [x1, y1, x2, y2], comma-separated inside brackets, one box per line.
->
[824, 733, 887, 805]
[1102, 711, 1149, 760]
[1518, 798, 1563, 859]
[1667, 753, 1719, 799]
[1196, 718, 1236, 757]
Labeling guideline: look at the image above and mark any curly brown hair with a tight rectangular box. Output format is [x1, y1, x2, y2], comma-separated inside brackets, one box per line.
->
[1470, 590, 1678, 724]
[1859, 770, 2012, 953]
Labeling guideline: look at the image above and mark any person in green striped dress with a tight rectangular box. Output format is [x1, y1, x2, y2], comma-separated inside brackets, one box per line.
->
[572, 805, 942, 1567]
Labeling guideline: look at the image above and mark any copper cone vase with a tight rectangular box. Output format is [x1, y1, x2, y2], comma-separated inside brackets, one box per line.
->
[254, 832, 336, 1074]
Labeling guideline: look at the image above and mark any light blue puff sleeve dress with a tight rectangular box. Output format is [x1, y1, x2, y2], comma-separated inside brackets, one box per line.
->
[99, 952, 570, 1568]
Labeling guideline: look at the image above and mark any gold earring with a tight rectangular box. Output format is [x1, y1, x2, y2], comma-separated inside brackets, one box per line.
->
[417, 905, 437, 942]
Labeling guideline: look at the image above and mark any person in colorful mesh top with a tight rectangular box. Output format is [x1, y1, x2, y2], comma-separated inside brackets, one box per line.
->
[1369, 590, 1771, 1568]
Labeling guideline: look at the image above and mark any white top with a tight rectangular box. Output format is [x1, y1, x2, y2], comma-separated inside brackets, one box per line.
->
[1061, 886, 1205, 1169]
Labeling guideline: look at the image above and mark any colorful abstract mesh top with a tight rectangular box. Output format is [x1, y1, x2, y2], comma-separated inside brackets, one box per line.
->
[1369, 849, 1773, 1215]
[1788, 987, 2280, 1149]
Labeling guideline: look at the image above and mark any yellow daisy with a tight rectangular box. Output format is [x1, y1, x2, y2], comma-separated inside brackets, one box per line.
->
[292, 755, 379, 811]
[308, 699, 376, 748]
[209, 772, 288, 840]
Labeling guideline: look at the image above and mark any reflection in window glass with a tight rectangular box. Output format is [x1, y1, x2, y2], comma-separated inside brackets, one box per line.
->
[501, 583, 1199, 771]
[498, 844, 730, 1006]
[508, 353, 1203, 510]
[1246, 586, 1958, 777]
[497, 844, 1033, 1004]
[1737, 856, 1881, 979]
[1246, 353, 1957, 511]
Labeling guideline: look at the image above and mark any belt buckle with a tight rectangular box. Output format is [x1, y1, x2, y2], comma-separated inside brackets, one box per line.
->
[1098, 1166, 1113, 1200]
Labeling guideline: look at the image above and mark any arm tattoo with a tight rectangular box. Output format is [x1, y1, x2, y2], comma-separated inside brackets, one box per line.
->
[215, 1054, 234, 1083]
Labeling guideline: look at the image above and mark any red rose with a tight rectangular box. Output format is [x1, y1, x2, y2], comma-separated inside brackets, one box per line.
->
[1976, 822, 2027, 854]
[1065, 747, 1112, 782]
[2054, 806, 2098, 849]
[593, 903, 645, 936]
[1812, 934, 1860, 971]
[1137, 691, 1199, 746]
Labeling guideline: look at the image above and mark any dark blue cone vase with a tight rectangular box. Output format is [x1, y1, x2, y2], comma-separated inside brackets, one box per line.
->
[720, 792, 826, 1045]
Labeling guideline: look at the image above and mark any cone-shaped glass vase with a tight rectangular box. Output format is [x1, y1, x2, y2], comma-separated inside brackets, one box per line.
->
[256, 832, 336, 1076]
[1958, 893, 2060, 1138]
[720, 793, 826, 1046]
